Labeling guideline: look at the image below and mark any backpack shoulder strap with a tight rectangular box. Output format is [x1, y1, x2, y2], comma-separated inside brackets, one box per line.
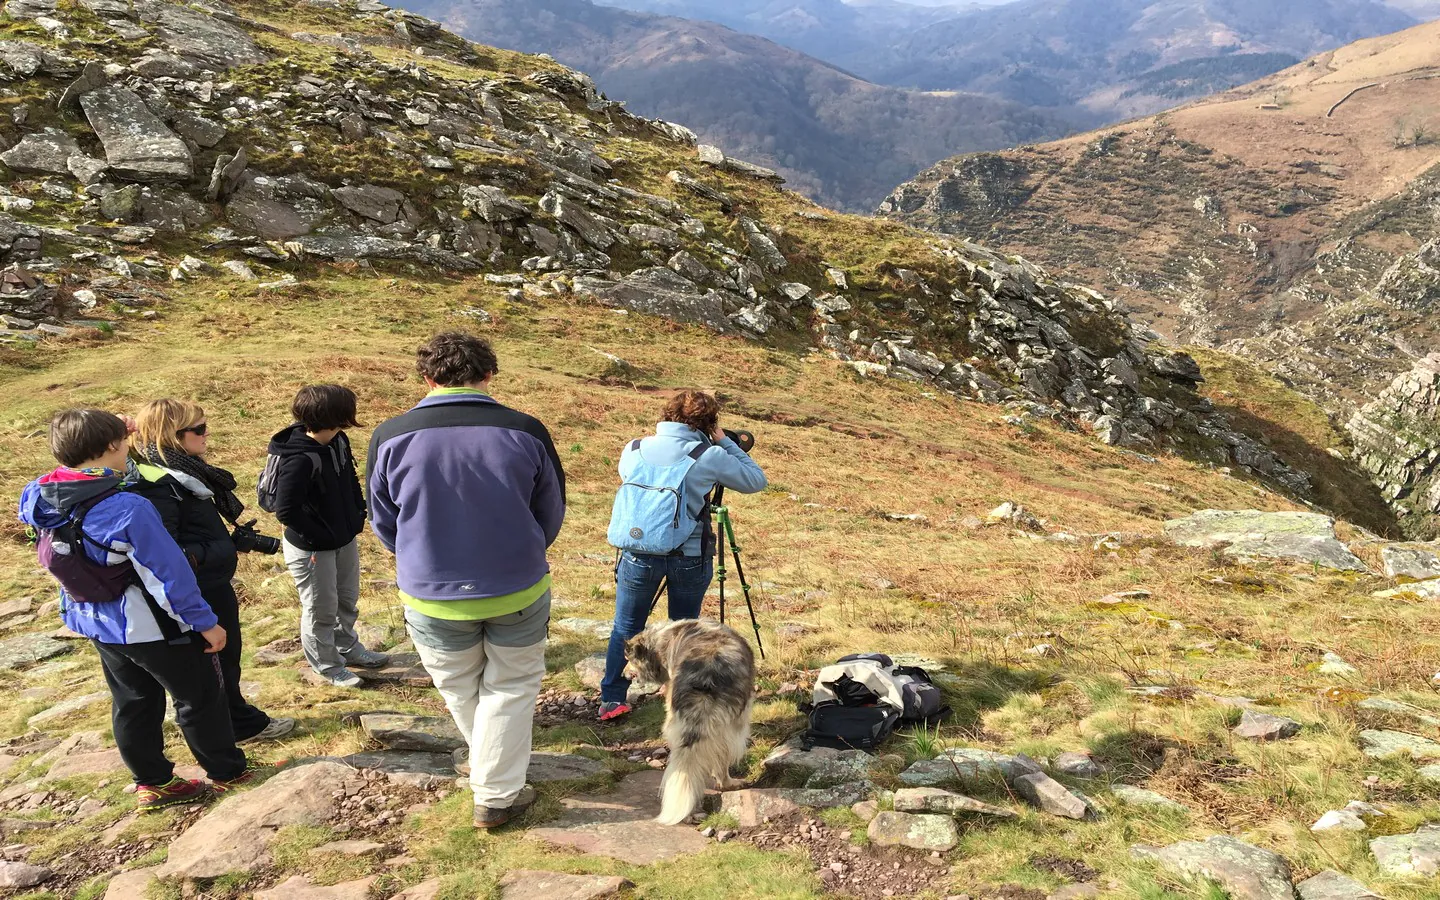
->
[629, 439, 642, 452]
[686, 442, 709, 461]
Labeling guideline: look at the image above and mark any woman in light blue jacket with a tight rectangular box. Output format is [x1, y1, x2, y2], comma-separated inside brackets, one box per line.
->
[599, 390, 767, 721]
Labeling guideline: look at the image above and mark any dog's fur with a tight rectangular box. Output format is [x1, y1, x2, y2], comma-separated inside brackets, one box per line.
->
[625, 619, 756, 825]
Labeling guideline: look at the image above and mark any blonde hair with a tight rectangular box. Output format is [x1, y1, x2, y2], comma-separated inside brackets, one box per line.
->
[135, 398, 206, 455]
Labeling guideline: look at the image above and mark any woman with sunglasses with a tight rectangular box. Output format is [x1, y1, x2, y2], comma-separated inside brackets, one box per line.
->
[132, 399, 294, 743]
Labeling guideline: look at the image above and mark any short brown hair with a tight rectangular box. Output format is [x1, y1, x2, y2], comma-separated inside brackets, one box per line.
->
[135, 398, 205, 455]
[292, 385, 360, 431]
[661, 390, 719, 435]
[416, 331, 498, 387]
[49, 408, 127, 467]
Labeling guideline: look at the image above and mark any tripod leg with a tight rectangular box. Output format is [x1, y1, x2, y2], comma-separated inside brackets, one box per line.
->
[715, 507, 727, 625]
[646, 575, 668, 620]
[723, 516, 765, 660]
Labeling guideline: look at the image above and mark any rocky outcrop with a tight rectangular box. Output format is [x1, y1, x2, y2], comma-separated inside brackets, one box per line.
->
[1348, 354, 1440, 534]
[1163, 510, 1367, 571]
[79, 85, 192, 182]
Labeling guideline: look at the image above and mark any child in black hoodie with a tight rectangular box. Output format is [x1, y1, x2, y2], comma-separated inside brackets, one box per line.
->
[268, 385, 387, 687]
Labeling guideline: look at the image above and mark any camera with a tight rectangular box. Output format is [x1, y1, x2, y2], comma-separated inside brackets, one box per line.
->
[232, 519, 281, 555]
[724, 429, 755, 453]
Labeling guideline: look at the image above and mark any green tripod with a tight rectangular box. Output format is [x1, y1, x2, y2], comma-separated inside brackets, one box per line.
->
[646, 484, 765, 659]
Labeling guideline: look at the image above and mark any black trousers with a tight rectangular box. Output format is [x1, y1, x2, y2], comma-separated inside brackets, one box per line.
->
[93, 636, 248, 785]
[200, 578, 271, 741]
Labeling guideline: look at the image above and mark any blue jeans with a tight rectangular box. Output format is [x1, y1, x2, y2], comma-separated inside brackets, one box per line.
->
[600, 551, 714, 703]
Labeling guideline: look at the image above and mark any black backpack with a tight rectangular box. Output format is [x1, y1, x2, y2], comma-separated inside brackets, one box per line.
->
[800, 653, 950, 752]
[256, 451, 320, 513]
[34, 488, 138, 605]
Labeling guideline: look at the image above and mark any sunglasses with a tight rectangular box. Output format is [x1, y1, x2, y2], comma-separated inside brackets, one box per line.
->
[177, 422, 208, 438]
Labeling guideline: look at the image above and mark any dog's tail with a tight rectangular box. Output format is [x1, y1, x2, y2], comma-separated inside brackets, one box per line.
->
[656, 714, 736, 826]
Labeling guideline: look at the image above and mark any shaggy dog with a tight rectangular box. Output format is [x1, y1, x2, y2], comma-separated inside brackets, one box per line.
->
[624, 619, 756, 825]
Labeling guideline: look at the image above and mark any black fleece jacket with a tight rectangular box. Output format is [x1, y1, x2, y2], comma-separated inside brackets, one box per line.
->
[266, 425, 367, 552]
[127, 465, 238, 587]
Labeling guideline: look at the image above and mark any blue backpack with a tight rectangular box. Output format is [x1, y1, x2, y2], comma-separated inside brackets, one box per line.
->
[607, 439, 710, 554]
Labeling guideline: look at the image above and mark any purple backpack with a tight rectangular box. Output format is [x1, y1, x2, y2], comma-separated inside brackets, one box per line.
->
[35, 488, 138, 604]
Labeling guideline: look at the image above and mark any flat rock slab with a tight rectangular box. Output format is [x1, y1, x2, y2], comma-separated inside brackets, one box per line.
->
[1360, 729, 1440, 759]
[0, 860, 51, 889]
[1296, 869, 1382, 900]
[891, 787, 1015, 818]
[1234, 711, 1302, 741]
[1370, 825, 1440, 877]
[529, 770, 710, 865]
[498, 870, 632, 900]
[1357, 696, 1440, 727]
[1014, 772, 1090, 820]
[252, 875, 376, 900]
[720, 784, 870, 827]
[159, 761, 365, 879]
[361, 714, 464, 752]
[453, 750, 606, 783]
[866, 811, 959, 851]
[899, 748, 1037, 788]
[353, 653, 433, 687]
[574, 653, 661, 700]
[43, 747, 125, 782]
[553, 618, 612, 639]
[1381, 545, 1440, 580]
[102, 866, 159, 900]
[28, 690, 108, 727]
[79, 85, 192, 181]
[342, 750, 454, 778]
[1134, 835, 1295, 900]
[1163, 510, 1368, 572]
[1110, 785, 1187, 813]
[761, 739, 875, 787]
[0, 633, 72, 670]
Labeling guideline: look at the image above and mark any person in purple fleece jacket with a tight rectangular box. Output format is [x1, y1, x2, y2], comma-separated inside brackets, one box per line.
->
[367, 332, 565, 829]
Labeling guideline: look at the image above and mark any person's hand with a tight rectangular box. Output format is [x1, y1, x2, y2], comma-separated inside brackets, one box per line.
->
[119, 414, 137, 435]
[711, 425, 726, 443]
[199, 624, 227, 653]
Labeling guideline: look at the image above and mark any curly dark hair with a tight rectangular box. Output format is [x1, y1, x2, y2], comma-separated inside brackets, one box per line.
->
[416, 331, 499, 387]
[661, 390, 720, 435]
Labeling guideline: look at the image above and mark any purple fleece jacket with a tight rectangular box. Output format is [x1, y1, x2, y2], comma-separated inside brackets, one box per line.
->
[366, 392, 566, 601]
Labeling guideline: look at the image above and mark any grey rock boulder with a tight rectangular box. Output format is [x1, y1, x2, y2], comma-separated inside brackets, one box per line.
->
[0, 861, 51, 889]
[170, 111, 226, 149]
[540, 191, 615, 250]
[573, 269, 736, 333]
[866, 811, 959, 852]
[1134, 835, 1295, 900]
[1381, 544, 1440, 580]
[0, 633, 72, 670]
[1109, 784, 1187, 813]
[1014, 771, 1091, 819]
[333, 184, 407, 224]
[1296, 870, 1381, 900]
[739, 217, 785, 271]
[574, 653, 660, 700]
[462, 185, 528, 223]
[891, 787, 1016, 818]
[898, 748, 1039, 788]
[497, 870, 631, 900]
[0, 130, 81, 175]
[79, 85, 192, 181]
[225, 173, 332, 240]
[4, 0, 54, 19]
[133, 0, 268, 70]
[1053, 751, 1103, 778]
[1370, 825, 1440, 877]
[360, 714, 465, 753]
[1163, 510, 1367, 572]
[1233, 710, 1302, 741]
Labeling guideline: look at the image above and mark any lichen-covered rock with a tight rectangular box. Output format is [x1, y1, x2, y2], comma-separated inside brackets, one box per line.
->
[0, 130, 81, 175]
[79, 85, 192, 181]
[1134, 835, 1295, 900]
[360, 714, 464, 753]
[1233, 710, 1302, 741]
[865, 811, 959, 851]
[1381, 544, 1440, 580]
[1359, 729, 1440, 760]
[133, 0, 268, 70]
[891, 787, 1016, 818]
[1295, 870, 1381, 900]
[1163, 510, 1367, 572]
[1110, 784, 1187, 813]
[1370, 825, 1440, 877]
[573, 269, 737, 332]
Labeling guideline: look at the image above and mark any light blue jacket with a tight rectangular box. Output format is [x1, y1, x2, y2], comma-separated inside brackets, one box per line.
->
[621, 423, 768, 556]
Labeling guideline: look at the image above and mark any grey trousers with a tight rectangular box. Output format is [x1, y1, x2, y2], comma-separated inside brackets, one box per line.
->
[283, 538, 361, 679]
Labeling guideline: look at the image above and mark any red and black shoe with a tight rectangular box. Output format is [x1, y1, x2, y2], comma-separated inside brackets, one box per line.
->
[135, 776, 211, 812]
[598, 701, 632, 722]
[211, 760, 287, 794]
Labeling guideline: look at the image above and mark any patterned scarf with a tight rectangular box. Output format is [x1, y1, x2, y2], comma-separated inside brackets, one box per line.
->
[140, 442, 246, 524]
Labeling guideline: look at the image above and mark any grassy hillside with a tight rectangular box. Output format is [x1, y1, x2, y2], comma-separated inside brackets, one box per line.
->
[0, 3, 1436, 900]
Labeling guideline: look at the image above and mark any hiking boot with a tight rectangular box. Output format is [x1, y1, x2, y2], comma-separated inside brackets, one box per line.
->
[598, 701, 632, 722]
[239, 716, 296, 744]
[136, 776, 210, 812]
[211, 760, 286, 795]
[343, 645, 390, 669]
[473, 785, 537, 829]
[326, 669, 364, 689]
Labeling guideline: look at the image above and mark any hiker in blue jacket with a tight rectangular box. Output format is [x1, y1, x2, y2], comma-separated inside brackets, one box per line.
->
[599, 390, 767, 721]
[18, 409, 254, 811]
